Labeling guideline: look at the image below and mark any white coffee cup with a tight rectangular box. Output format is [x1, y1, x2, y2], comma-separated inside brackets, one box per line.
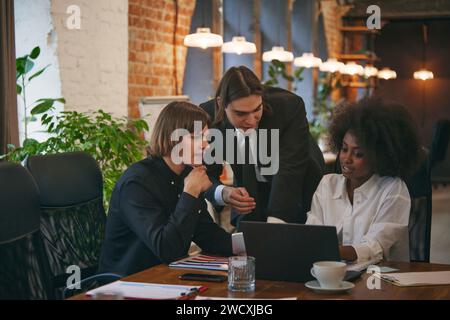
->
[310, 261, 347, 289]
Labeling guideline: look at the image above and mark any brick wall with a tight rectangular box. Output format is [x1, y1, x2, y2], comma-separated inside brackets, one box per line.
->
[52, 0, 129, 117]
[128, 0, 196, 119]
[320, 0, 351, 58]
[321, 0, 353, 101]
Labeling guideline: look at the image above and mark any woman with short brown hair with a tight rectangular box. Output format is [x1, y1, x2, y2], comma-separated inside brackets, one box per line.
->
[98, 101, 232, 276]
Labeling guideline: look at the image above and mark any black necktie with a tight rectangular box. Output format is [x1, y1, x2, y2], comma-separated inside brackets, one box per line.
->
[239, 136, 260, 223]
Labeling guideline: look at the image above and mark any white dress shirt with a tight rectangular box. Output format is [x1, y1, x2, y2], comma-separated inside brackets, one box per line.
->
[306, 174, 411, 262]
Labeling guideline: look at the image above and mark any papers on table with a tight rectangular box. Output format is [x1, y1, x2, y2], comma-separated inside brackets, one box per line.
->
[196, 296, 297, 300]
[86, 281, 205, 300]
[379, 271, 450, 287]
[377, 266, 400, 273]
[169, 254, 229, 271]
[346, 258, 382, 272]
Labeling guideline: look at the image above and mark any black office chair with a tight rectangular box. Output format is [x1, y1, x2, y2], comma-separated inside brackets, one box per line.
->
[0, 162, 53, 299]
[430, 120, 450, 185]
[405, 155, 432, 263]
[24, 152, 107, 298]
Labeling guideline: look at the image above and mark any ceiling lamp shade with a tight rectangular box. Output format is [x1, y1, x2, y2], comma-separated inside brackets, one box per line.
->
[413, 24, 433, 81]
[262, 46, 294, 62]
[377, 68, 397, 80]
[319, 58, 345, 73]
[294, 53, 322, 68]
[341, 62, 364, 76]
[184, 27, 223, 49]
[222, 36, 257, 55]
[413, 69, 434, 81]
[364, 65, 378, 78]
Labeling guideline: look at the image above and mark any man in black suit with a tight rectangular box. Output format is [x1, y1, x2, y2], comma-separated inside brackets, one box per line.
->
[200, 66, 324, 227]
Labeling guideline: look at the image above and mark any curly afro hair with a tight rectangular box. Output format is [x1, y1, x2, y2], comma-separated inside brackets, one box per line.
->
[328, 97, 423, 179]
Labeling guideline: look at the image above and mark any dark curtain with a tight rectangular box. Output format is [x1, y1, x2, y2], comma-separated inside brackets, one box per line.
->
[0, 0, 19, 156]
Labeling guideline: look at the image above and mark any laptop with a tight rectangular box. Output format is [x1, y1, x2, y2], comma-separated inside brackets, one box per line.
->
[240, 221, 341, 282]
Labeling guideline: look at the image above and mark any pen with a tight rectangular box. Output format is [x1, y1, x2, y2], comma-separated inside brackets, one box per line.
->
[178, 287, 200, 300]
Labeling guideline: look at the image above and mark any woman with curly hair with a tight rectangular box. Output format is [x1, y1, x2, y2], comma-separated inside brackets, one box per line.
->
[306, 97, 422, 262]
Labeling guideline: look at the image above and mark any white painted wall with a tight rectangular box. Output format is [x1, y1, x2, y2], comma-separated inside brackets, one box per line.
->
[51, 0, 128, 117]
[14, 0, 129, 145]
[14, 0, 64, 144]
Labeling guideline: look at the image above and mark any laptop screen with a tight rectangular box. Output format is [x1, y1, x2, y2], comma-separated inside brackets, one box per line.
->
[240, 221, 340, 282]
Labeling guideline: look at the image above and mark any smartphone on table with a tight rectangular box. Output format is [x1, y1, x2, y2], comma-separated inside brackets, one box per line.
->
[179, 273, 227, 283]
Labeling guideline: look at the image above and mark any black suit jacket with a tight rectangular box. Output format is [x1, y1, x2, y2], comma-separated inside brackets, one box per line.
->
[200, 86, 324, 225]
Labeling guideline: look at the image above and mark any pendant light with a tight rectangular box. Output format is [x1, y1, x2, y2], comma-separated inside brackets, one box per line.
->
[377, 67, 397, 80]
[222, 8, 256, 55]
[319, 58, 345, 73]
[262, 1, 293, 62]
[413, 23, 434, 81]
[341, 62, 364, 76]
[294, 53, 322, 68]
[364, 65, 378, 78]
[184, 2, 223, 49]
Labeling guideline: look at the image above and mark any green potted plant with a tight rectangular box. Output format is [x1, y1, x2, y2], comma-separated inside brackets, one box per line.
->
[16, 46, 65, 142]
[3, 46, 149, 206]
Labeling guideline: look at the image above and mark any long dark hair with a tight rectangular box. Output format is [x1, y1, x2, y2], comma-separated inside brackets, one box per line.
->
[214, 66, 270, 125]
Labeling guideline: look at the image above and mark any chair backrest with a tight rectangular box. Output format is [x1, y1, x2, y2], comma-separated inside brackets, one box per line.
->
[24, 152, 106, 295]
[430, 120, 450, 166]
[430, 120, 450, 183]
[0, 162, 52, 299]
[405, 156, 432, 262]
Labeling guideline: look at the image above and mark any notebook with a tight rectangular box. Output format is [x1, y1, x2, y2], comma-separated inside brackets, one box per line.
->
[169, 254, 229, 271]
[86, 281, 206, 300]
[379, 271, 450, 287]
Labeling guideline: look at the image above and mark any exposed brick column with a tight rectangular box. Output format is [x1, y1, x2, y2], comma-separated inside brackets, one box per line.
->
[320, 0, 351, 59]
[320, 0, 352, 102]
[128, 0, 196, 119]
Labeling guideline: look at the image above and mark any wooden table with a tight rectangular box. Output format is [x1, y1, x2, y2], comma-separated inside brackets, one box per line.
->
[70, 261, 450, 300]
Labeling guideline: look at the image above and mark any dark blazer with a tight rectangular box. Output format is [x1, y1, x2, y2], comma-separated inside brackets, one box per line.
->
[200, 86, 324, 225]
[98, 157, 232, 276]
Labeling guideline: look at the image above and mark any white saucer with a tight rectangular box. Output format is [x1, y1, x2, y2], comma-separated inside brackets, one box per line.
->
[305, 280, 355, 293]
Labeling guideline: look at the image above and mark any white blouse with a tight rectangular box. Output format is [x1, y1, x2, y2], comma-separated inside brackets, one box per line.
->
[306, 174, 411, 262]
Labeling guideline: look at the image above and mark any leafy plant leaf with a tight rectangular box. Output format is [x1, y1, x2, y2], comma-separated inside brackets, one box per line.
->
[28, 64, 50, 82]
[16, 84, 22, 95]
[29, 46, 41, 59]
[268, 68, 276, 78]
[16, 57, 27, 76]
[36, 97, 66, 104]
[31, 98, 66, 115]
[31, 100, 54, 115]
[294, 67, 305, 79]
[24, 58, 35, 74]
[272, 59, 284, 69]
[263, 79, 277, 86]
[26, 116, 38, 122]
[22, 138, 40, 148]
